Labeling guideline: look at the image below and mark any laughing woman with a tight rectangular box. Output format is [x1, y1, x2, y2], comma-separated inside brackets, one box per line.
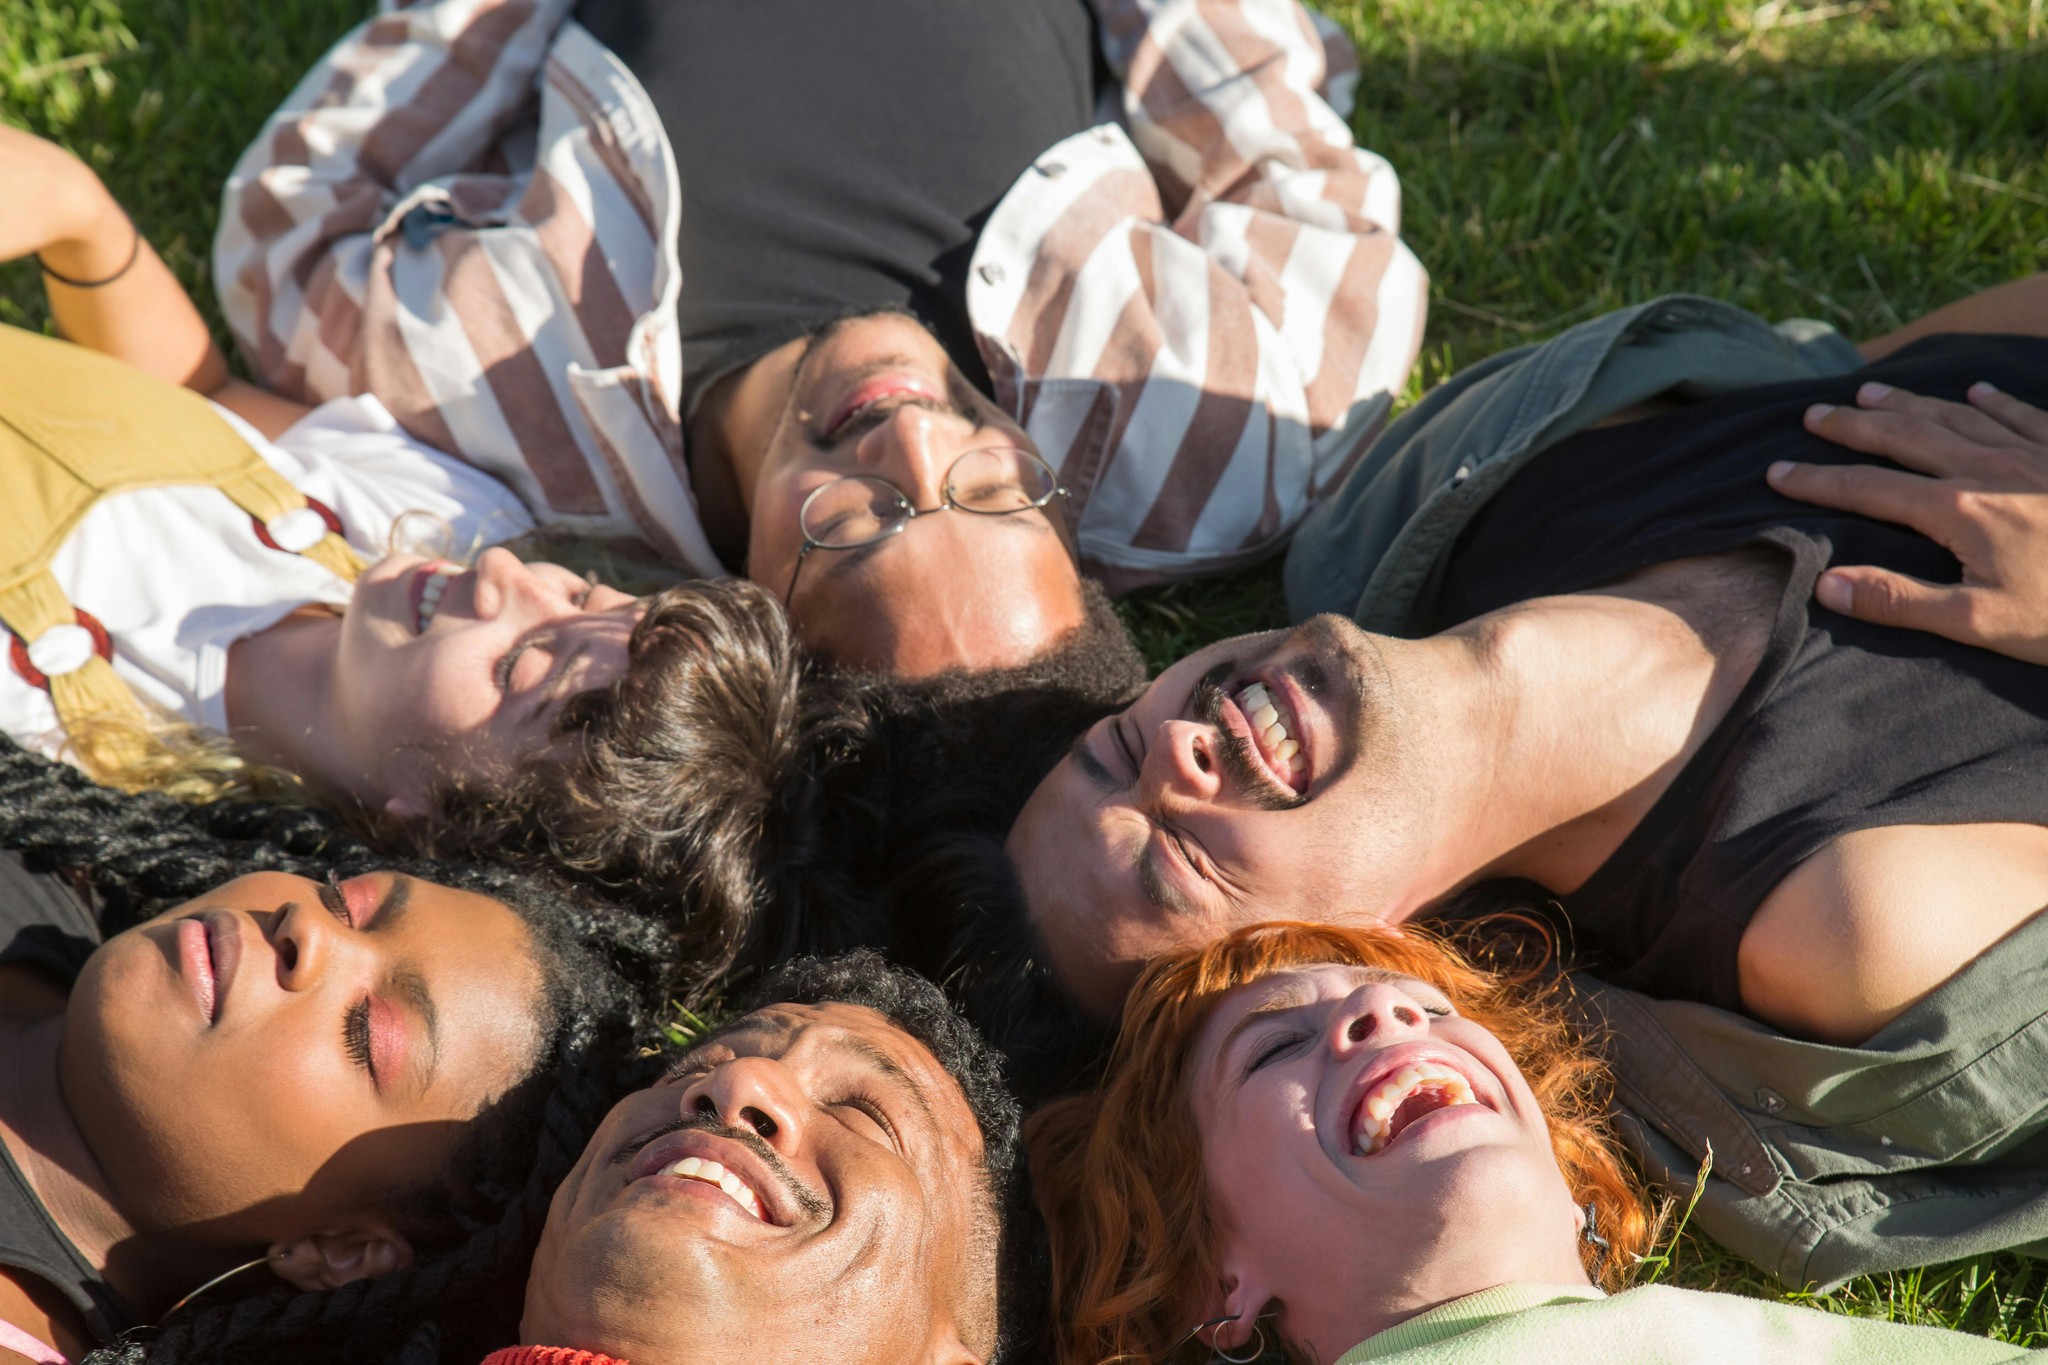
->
[0, 127, 825, 964]
[1030, 922, 2035, 1365]
[0, 742, 669, 1364]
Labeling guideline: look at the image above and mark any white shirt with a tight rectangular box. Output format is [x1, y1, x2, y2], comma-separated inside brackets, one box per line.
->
[1, 394, 534, 762]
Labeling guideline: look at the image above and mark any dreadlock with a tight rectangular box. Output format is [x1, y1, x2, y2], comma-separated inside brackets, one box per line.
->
[0, 742, 675, 1363]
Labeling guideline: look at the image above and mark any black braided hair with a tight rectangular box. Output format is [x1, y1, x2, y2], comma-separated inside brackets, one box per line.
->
[0, 743, 674, 1363]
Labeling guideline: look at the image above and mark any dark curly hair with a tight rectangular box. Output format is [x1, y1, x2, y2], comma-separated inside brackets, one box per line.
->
[421, 576, 854, 986]
[0, 743, 673, 1363]
[736, 950, 1044, 1365]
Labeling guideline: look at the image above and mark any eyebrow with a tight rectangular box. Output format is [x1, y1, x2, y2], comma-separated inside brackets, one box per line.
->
[372, 875, 413, 931]
[393, 963, 440, 1092]
[1070, 726, 1116, 790]
[831, 1032, 937, 1134]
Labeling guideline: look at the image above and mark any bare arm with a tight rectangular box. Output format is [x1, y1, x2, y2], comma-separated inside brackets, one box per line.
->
[1859, 272, 2048, 361]
[1766, 381, 2048, 665]
[0, 125, 308, 437]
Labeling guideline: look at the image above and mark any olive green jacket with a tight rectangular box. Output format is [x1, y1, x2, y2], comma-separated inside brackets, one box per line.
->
[1333, 1283, 2042, 1363]
[1282, 297, 2048, 1287]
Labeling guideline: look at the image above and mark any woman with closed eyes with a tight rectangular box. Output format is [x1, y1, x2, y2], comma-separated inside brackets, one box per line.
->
[1029, 922, 2035, 1365]
[1, 126, 825, 969]
[0, 743, 669, 1365]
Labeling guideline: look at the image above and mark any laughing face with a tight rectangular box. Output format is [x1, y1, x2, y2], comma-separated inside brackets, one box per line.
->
[63, 871, 544, 1261]
[522, 1000, 991, 1365]
[327, 546, 645, 811]
[1006, 614, 1436, 1017]
[741, 312, 1085, 676]
[1187, 965, 1585, 1359]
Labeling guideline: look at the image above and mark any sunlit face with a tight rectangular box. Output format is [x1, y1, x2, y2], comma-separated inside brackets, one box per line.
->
[742, 313, 1085, 677]
[1007, 615, 1431, 1017]
[64, 871, 544, 1244]
[332, 547, 646, 807]
[523, 1001, 990, 1365]
[1187, 965, 1582, 1361]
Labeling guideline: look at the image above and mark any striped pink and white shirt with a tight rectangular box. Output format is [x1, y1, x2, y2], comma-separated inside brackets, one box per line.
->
[216, 0, 1427, 590]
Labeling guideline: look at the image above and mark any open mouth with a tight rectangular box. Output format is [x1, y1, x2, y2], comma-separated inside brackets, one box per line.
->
[1227, 678, 1307, 794]
[1351, 1058, 1482, 1156]
[410, 563, 458, 635]
[822, 374, 944, 441]
[649, 1156, 766, 1221]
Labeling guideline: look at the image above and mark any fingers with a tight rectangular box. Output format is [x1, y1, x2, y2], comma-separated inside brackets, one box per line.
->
[1766, 459, 1951, 541]
[1967, 381, 2048, 446]
[1800, 388, 2012, 482]
[1855, 380, 2036, 450]
[1813, 565, 1978, 643]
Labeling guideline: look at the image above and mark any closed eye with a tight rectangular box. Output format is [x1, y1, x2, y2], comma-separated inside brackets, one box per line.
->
[1249, 1031, 1306, 1073]
[833, 1091, 900, 1147]
[344, 997, 375, 1078]
[318, 873, 353, 929]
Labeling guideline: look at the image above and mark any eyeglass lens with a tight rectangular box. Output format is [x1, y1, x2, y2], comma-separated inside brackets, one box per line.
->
[799, 448, 1058, 549]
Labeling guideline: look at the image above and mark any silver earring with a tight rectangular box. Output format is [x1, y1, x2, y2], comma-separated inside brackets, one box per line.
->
[1582, 1201, 1611, 1261]
[1169, 1311, 1271, 1363]
[161, 1251, 281, 1320]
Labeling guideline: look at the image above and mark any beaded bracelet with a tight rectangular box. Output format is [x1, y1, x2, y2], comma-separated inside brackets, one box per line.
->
[37, 212, 141, 289]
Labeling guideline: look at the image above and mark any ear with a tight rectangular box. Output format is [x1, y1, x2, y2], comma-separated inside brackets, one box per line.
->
[1200, 1250, 1275, 1356]
[381, 792, 431, 823]
[267, 1220, 416, 1292]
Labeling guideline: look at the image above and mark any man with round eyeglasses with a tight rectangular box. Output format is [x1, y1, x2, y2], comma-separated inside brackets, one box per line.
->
[219, 0, 1426, 678]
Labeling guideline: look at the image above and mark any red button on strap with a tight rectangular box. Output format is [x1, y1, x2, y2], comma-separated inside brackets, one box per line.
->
[9, 608, 115, 691]
[252, 495, 345, 554]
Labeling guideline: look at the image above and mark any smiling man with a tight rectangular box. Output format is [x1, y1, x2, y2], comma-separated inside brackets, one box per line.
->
[503, 950, 1028, 1365]
[219, 0, 1426, 677]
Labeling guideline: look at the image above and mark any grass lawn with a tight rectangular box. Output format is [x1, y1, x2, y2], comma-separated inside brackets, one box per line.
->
[5, 0, 2048, 1343]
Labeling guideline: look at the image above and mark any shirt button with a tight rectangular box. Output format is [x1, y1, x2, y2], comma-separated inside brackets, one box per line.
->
[978, 263, 1007, 286]
[1039, 160, 1066, 178]
[1449, 462, 1473, 488]
[1755, 1087, 1787, 1115]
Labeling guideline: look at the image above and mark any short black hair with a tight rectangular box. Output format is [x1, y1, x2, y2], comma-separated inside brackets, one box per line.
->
[741, 951, 1041, 1364]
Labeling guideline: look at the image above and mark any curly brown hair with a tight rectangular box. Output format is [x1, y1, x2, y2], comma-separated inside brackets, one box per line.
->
[1026, 920, 1653, 1365]
[423, 576, 857, 982]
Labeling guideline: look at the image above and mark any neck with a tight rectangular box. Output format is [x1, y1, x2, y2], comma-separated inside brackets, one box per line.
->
[223, 606, 349, 791]
[0, 1012, 245, 1322]
[1374, 559, 1771, 913]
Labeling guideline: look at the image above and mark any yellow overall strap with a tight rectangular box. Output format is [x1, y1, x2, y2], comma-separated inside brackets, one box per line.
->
[0, 325, 365, 784]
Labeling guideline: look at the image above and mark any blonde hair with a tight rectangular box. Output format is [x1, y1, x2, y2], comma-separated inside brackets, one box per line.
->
[1027, 921, 1653, 1365]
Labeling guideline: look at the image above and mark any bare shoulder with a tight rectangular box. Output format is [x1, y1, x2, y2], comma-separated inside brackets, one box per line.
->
[1739, 822, 2048, 1044]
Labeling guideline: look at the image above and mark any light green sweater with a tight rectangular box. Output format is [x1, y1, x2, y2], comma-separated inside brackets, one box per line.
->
[1335, 1284, 2043, 1364]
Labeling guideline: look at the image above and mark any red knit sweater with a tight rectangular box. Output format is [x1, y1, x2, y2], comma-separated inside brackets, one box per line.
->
[479, 1348, 629, 1365]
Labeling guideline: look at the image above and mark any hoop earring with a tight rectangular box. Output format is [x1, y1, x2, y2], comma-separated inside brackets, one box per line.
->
[162, 1251, 281, 1320]
[1168, 1311, 1272, 1364]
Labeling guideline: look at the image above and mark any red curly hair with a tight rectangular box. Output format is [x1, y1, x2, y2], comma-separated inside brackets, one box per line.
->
[1027, 921, 1652, 1365]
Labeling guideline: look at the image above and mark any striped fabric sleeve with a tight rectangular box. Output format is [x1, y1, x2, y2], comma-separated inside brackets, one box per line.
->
[998, 0, 1427, 588]
[213, 0, 720, 571]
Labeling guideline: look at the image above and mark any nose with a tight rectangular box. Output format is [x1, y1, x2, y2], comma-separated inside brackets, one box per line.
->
[269, 899, 343, 992]
[1139, 717, 1225, 806]
[853, 402, 969, 508]
[1329, 982, 1433, 1055]
[682, 1057, 809, 1158]
[469, 547, 558, 621]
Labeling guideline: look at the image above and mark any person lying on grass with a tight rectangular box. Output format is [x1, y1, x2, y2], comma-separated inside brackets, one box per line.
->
[484, 950, 1033, 1365]
[0, 128, 827, 964]
[0, 743, 668, 1365]
[1030, 921, 2038, 1365]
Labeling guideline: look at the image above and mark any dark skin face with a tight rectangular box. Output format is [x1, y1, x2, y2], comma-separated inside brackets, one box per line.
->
[522, 1001, 990, 1365]
[703, 313, 1087, 677]
[63, 871, 544, 1262]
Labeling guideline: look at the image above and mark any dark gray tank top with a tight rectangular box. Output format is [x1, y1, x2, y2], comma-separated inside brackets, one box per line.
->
[0, 849, 135, 1342]
[1420, 334, 2048, 1010]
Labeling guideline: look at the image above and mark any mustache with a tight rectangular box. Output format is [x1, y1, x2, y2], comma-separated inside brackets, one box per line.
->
[1194, 670, 1306, 812]
[613, 1112, 832, 1222]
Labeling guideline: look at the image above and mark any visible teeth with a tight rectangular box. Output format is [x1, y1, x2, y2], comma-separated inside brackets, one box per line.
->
[1276, 738, 1300, 762]
[416, 569, 453, 633]
[1353, 1061, 1480, 1155]
[1251, 703, 1279, 730]
[659, 1157, 765, 1220]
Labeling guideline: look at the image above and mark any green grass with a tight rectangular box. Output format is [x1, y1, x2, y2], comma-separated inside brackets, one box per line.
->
[7, 0, 2048, 1339]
